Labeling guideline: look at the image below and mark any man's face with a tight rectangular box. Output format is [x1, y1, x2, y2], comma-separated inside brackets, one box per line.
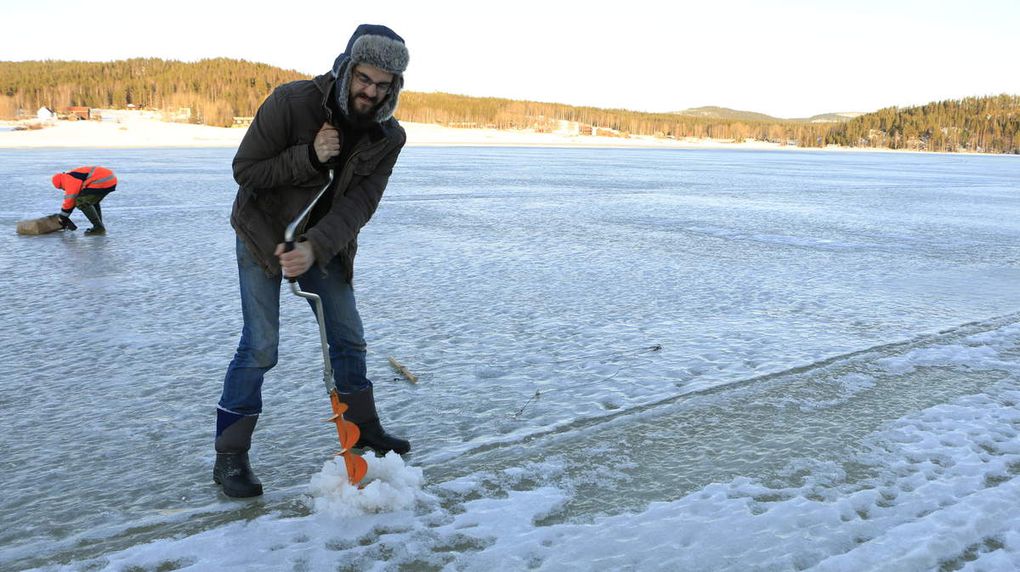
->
[349, 64, 395, 118]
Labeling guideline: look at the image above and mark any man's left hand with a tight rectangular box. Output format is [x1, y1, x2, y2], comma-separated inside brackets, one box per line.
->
[275, 241, 315, 278]
[313, 122, 341, 165]
[57, 214, 77, 230]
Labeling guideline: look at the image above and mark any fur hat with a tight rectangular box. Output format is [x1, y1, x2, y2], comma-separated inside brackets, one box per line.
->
[332, 24, 409, 123]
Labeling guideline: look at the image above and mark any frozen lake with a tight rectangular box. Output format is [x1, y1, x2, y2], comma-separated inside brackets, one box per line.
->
[2, 146, 1020, 570]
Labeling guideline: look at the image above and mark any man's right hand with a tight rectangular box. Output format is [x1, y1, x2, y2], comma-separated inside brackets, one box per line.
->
[314, 122, 341, 164]
[275, 241, 315, 279]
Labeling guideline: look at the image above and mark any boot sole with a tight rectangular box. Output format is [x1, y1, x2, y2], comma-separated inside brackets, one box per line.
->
[355, 442, 411, 455]
[213, 474, 264, 498]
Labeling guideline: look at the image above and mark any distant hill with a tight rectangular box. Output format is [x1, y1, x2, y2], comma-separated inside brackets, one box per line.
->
[397, 93, 832, 147]
[800, 112, 865, 123]
[674, 106, 781, 122]
[676, 106, 863, 124]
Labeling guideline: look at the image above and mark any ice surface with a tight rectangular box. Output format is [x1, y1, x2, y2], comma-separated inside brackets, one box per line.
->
[1, 147, 1019, 570]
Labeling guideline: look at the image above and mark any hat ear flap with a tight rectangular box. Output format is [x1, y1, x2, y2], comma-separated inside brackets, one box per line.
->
[331, 53, 348, 79]
[335, 62, 352, 117]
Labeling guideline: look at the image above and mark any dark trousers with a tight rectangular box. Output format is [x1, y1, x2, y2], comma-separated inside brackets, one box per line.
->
[77, 187, 113, 228]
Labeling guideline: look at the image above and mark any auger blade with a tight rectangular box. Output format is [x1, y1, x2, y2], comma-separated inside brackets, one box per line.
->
[343, 452, 369, 485]
[337, 418, 361, 450]
[324, 401, 350, 423]
[327, 391, 366, 485]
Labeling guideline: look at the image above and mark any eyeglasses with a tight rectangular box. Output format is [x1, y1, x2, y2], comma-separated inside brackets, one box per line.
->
[353, 70, 393, 94]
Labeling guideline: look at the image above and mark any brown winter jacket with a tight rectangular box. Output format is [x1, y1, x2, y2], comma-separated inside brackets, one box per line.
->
[230, 73, 406, 282]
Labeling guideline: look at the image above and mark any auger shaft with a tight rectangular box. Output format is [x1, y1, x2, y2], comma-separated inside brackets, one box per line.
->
[284, 168, 367, 485]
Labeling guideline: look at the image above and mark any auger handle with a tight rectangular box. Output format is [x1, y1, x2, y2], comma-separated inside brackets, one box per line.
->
[283, 168, 335, 282]
[283, 241, 297, 283]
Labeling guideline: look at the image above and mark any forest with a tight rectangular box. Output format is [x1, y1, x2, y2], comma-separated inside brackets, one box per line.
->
[0, 58, 307, 127]
[824, 95, 1020, 153]
[2, 59, 1017, 153]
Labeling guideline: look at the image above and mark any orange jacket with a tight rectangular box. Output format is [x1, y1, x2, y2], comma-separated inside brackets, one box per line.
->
[53, 166, 117, 212]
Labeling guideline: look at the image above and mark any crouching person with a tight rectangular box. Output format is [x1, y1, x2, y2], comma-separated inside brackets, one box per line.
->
[53, 166, 118, 234]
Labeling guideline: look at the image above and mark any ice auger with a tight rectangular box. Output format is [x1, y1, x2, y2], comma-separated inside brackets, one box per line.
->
[284, 168, 369, 486]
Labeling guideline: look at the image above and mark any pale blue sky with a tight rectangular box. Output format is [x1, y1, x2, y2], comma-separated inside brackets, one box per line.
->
[2, 0, 1017, 118]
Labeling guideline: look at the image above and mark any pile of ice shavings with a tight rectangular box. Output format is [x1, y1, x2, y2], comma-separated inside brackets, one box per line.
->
[305, 452, 426, 517]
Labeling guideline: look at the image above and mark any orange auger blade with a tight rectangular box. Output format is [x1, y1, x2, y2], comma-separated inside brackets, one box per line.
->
[328, 392, 367, 486]
[345, 452, 369, 484]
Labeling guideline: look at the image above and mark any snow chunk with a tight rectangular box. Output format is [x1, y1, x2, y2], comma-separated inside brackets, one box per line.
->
[306, 452, 425, 517]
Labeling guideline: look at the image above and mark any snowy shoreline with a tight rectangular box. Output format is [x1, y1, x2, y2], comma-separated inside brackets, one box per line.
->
[0, 110, 827, 151]
[5, 114, 1005, 157]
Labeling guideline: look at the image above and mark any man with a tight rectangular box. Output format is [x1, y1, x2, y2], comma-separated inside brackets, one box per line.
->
[214, 24, 411, 498]
[53, 166, 118, 234]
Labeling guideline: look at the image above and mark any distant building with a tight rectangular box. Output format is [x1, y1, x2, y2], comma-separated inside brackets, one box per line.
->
[64, 106, 91, 120]
[594, 127, 628, 138]
[36, 106, 55, 121]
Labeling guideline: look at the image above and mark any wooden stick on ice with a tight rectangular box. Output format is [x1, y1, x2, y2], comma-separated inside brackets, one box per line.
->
[388, 356, 418, 384]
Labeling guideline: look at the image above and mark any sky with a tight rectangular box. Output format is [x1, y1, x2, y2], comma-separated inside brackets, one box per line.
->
[3, 0, 1018, 118]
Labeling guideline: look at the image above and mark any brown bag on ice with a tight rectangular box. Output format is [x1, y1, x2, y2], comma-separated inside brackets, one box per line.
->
[16, 214, 64, 235]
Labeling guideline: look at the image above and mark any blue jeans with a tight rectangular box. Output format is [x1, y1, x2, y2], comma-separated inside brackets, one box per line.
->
[218, 237, 370, 416]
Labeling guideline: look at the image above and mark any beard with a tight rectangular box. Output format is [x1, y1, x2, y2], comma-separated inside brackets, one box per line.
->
[348, 94, 382, 127]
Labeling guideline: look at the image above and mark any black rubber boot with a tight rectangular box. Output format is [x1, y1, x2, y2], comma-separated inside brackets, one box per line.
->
[213, 452, 262, 498]
[79, 203, 106, 235]
[341, 387, 410, 455]
[213, 411, 263, 498]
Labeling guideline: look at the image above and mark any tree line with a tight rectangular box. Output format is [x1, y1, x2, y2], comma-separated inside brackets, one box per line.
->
[0, 58, 307, 127]
[824, 95, 1020, 153]
[396, 92, 833, 148]
[2, 59, 1017, 153]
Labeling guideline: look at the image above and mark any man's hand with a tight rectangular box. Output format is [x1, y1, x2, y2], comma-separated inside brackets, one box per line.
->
[57, 214, 77, 230]
[275, 241, 315, 279]
[314, 122, 341, 164]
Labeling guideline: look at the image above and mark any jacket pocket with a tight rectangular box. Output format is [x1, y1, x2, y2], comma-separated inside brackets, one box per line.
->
[352, 139, 394, 175]
[353, 155, 383, 176]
